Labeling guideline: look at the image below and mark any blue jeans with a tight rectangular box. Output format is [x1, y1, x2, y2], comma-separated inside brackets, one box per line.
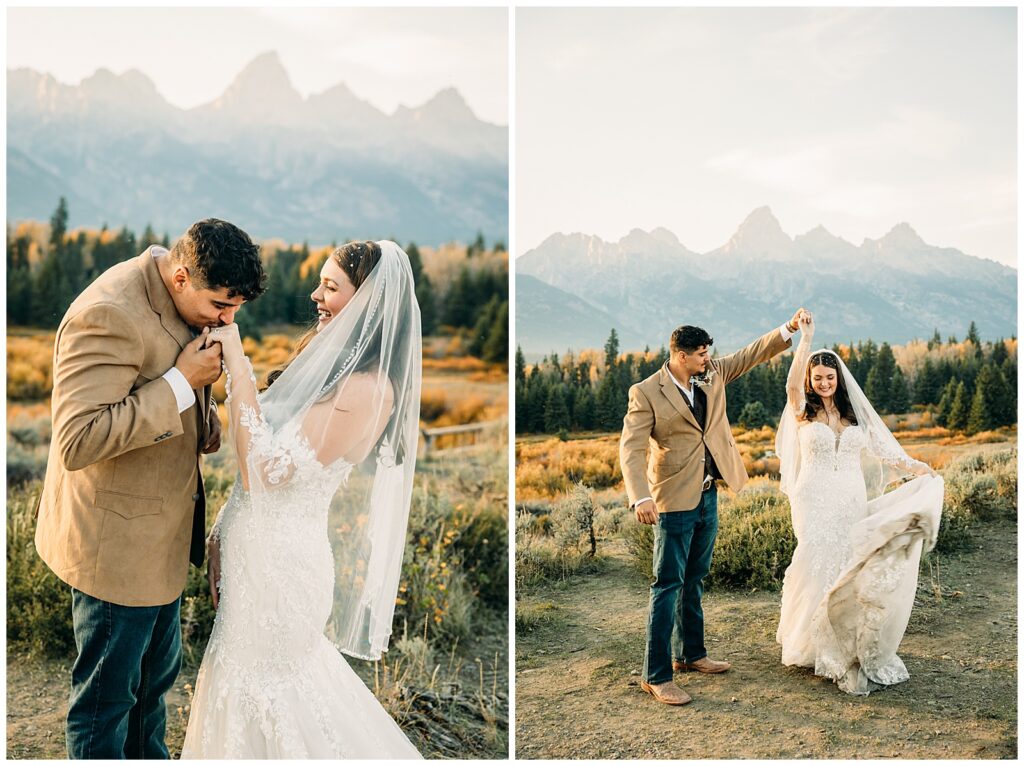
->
[66, 589, 182, 759]
[642, 486, 719, 685]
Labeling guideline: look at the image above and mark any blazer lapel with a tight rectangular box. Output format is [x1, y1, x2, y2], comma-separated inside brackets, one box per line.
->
[139, 248, 192, 352]
[659, 365, 700, 430]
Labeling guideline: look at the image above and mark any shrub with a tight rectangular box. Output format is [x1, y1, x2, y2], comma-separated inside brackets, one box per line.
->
[623, 480, 796, 591]
[6, 482, 74, 657]
[709, 482, 795, 590]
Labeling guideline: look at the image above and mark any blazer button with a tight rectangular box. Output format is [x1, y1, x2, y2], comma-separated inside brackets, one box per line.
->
[192, 493, 201, 501]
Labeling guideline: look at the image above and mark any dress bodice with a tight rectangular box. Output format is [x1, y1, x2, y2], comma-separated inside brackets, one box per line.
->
[797, 421, 867, 474]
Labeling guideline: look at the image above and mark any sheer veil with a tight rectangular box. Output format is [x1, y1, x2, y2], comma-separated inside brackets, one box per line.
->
[244, 240, 422, 660]
[775, 347, 917, 501]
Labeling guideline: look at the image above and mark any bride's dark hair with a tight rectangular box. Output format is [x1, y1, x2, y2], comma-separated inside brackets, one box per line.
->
[261, 241, 383, 392]
[800, 351, 858, 425]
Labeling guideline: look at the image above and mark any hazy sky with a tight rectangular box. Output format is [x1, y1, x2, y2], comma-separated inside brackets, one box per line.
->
[7, 7, 508, 125]
[518, 7, 1017, 267]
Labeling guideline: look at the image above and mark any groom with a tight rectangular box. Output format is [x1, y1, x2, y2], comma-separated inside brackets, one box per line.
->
[620, 310, 805, 705]
[35, 219, 266, 758]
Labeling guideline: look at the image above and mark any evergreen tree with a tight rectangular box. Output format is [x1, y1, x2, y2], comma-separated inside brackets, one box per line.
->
[966, 365, 1000, 434]
[515, 346, 527, 384]
[482, 300, 508, 365]
[526, 375, 548, 433]
[466, 231, 486, 257]
[596, 373, 624, 431]
[49, 197, 68, 251]
[514, 381, 528, 434]
[140, 224, 159, 249]
[991, 339, 1009, 367]
[913, 359, 942, 405]
[934, 379, 956, 427]
[574, 386, 597, 430]
[604, 329, 620, 371]
[543, 386, 570, 432]
[928, 328, 941, 350]
[443, 266, 475, 328]
[999, 358, 1017, 426]
[468, 295, 500, 358]
[966, 321, 981, 354]
[865, 343, 896, 413]
[889, 365, 910, 414]
[738, 401, 770, 429]
[947, 381, 970, 431]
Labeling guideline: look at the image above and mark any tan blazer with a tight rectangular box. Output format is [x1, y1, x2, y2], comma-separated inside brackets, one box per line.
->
[35, 249, 215, 607]
[620, 328, 792, 514]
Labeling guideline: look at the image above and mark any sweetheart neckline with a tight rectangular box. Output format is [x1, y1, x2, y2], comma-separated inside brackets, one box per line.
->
[800, 420, 861, 455]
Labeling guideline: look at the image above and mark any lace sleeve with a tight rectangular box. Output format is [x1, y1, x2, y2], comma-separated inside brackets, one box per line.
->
[223, 353, 318, 491]
[866, 428, 926, 474]
[786, 332, 813, 414]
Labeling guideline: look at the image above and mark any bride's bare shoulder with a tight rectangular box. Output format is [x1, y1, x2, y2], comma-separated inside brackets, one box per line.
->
[343, 371, 395, 404]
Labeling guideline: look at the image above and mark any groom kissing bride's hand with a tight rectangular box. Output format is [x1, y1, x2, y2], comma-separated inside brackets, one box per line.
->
[34, 219, 267, 759]
[619, 311, 803, 706]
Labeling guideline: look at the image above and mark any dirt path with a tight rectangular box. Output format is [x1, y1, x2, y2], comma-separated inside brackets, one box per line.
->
[516, 517, 1017, 759]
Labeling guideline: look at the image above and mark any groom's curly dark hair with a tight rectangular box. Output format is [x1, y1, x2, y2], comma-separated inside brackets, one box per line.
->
[670, 325, 714, 354]
[170, 219, 267, 300]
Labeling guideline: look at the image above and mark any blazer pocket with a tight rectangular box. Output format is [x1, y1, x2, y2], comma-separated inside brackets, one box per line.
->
[652, 461, 685, 478]
[95, 489, 163, 520]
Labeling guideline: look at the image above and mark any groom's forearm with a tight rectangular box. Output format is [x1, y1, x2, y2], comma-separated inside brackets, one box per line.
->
[716, 325, 793, 385]
[53, 304, 183, 471]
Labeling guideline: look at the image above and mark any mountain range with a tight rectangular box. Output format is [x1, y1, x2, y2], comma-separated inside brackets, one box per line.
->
[516, 207, 1016, 356]
[7, 52, 508, 245]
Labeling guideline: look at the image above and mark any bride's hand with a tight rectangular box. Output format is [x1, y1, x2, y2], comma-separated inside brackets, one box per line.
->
[207, 324, 244, 365]
[798, 309, 814, 334]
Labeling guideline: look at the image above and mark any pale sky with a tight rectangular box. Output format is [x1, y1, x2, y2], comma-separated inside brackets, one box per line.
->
[517, 7, 1017, 267]
[7, 7, 508, 125]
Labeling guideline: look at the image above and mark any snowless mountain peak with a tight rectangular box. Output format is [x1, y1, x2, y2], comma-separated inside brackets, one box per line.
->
[720, 205, 792, 256]
[878, 221, 926, 249]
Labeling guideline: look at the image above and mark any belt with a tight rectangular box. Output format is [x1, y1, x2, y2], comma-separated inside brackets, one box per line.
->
[702, 475, 714, 492]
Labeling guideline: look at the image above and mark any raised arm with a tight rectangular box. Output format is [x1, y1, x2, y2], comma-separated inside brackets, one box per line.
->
[786, 312, 814, 413]
[715, 308, 803, 385]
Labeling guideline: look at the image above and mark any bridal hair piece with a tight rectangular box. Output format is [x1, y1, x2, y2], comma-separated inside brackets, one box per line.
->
[247, 240, 421, 660]
[776, 348, 915, 501]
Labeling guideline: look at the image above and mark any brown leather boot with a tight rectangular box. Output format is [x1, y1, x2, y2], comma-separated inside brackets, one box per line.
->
[673, 657, 731, 674]
[640, 679, 692, 705]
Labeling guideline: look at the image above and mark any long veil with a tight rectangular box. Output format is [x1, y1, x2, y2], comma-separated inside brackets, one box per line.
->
[775, 347, 915, 501]
[245, 240, 422, 660]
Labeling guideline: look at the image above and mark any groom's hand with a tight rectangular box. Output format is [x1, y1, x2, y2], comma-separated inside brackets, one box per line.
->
[635, 499, 658, 525]
[206, 536, 221, 610]
[202, 408, 222, 454]
[787, 307, 808, 333]
[177, 329, 223, 388]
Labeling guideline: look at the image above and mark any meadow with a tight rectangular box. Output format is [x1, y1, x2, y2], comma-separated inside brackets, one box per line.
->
[514, 425, 1017, 759]
[6, 329, 509, 759]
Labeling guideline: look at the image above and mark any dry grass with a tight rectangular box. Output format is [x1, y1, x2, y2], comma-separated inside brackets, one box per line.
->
[515, 436, 622, 502]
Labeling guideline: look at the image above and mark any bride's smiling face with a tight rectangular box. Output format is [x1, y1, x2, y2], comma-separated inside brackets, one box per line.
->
[809, 364, 838, 399]
[311, 258, 357, 331]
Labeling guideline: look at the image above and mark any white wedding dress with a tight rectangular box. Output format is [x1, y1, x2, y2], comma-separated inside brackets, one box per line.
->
[776, 422, 943, 695]
[180, 419, 422, 758]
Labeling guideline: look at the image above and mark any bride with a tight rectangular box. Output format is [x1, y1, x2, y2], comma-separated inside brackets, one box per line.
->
[775, 311, 944, 695]
[181, 241, 423, 758]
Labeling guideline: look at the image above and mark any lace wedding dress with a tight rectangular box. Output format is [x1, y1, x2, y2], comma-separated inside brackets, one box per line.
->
[775, 343, 943, 696]
[180, 414, 421, 758]
[181, 240, 423, 758]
